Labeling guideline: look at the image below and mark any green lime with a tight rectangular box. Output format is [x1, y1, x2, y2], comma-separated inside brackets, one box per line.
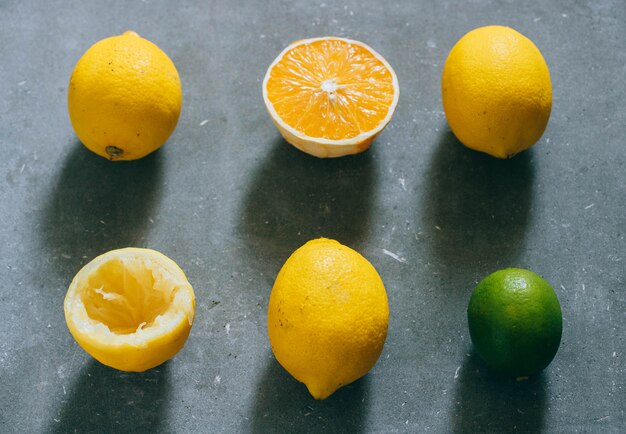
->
[467, 268, 562, 378]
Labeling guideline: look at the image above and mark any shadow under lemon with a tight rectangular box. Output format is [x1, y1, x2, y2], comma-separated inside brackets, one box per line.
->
[422, 129, 535, 274]
[39, 141, 163, 278]
[238, 137, 377, 265]
[451, 350, 547, 433]
[239, 138, 377, 431]
[49, 360, 170, 433]
[249, 352, 368, 433]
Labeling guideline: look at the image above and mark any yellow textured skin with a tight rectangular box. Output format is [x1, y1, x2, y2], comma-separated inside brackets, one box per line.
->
[268, 238, 389, 400]
[68, 31, 182, 161]
[64, 248, 195, 372]
[442, 26, 552, 158]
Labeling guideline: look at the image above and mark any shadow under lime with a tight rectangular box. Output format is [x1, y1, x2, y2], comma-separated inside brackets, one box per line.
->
[421, 129, 535, 275]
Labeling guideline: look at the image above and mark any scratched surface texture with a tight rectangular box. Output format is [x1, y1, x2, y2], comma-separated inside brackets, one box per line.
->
[0, 0, 624, 432]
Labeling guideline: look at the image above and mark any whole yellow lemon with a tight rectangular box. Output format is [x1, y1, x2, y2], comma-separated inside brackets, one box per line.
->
[68, 31, 182, 161]
[442, 26, 552, 158]
[268, 238, 389, 400]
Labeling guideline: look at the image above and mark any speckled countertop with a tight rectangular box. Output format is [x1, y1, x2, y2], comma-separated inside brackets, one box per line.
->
[0, 1, 624, 432]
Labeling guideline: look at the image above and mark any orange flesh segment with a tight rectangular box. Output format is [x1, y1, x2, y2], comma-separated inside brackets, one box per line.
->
[266, 39, 395, 141]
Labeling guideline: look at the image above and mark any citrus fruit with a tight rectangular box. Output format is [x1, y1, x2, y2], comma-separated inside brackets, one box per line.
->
[64, 248, 195, 372]
[68, 31, 182, 161]
[263, 37, 399, 158]
[467, 268, 562, 378]
[268, 238, 389, 400]
[442, 26, 552, 158]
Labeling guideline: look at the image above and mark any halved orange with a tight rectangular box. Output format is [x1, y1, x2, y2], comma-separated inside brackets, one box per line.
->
[263, 37, 399, 158]
[64, 248, 195, 372]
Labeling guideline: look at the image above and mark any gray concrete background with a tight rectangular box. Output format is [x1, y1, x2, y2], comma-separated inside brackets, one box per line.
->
[0, 0, 624, 432]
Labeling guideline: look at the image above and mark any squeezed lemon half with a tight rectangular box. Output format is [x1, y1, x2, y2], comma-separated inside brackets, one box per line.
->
[64, 248, 195, 372]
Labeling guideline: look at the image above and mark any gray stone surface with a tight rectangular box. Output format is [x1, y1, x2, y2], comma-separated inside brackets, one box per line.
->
[0, 0, 624, 432]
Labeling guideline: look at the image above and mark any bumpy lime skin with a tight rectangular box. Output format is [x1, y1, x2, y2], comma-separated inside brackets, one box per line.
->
[467, 268, 563, 378]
